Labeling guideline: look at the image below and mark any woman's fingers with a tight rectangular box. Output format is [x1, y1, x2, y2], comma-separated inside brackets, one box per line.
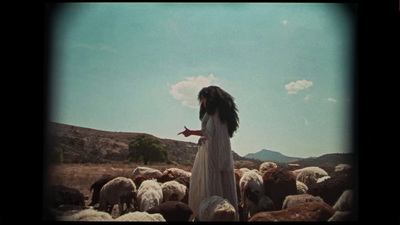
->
[178, 126, 188, 135]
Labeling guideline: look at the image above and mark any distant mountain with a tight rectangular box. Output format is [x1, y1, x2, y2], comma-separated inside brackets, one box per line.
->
[244, 149, 303, 163]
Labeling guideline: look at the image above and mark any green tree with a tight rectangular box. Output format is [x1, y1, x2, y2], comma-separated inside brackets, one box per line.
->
[128, 134, 168, 165]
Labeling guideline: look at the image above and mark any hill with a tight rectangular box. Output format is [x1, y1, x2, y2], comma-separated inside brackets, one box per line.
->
[46, 122, 256, 166]
[291, 153, 355, 169]
[244, 149, 303, 163]
[46, 122, 353, 170]
[244, 149, 355, 173]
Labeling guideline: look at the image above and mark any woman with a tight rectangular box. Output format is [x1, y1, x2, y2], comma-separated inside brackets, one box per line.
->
[178, 86, 239, 220]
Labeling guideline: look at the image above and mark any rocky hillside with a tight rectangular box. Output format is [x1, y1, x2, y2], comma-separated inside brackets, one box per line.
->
[46, 122, 257, 166]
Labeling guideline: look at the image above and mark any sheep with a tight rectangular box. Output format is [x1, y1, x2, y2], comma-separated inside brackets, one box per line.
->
[296, 181, 308, 194]
[146, 201, 193, 221]
[330, 165, 355, 180]
[89, 176, 115, 207]
[234, 169, 243, 203]
[328, 189, 356, 221]
[282, 194, 324, 209]
[333, 189, 354, 211]
[137, 179, 163, 212]
[316, 175, 331, 183]
[132, 174, 162, 189]
[248, 202, 335, 222]
[47, 185, 85, 208]
[259, 162, 277, 175]
[246, 194, 275, 217]
[307, 172, 353, 206]
[334, 163, 352, 172]
[240, 170, 275, 219]
[161, 168, 191, 180]
[161, 180, 188, 203]
[158, 168, 192, 189]
[99, 177, 137, 216]
[132, 166, 162, 178]
[239, 168, 251, 174]
[58, 209, 113, 221]
[293, 166, 328, 179]
[132, 167, 191, 189]
[296, 170, 317, 187]
[328, 211, 354, 221]
[262, 167, 297, 210]
[239, 170, 267, 219]
[114, 211, 166, 221]
[196, 195, 238, 221]
[50, 205, 90, 220]
[287, 163, 301, 170]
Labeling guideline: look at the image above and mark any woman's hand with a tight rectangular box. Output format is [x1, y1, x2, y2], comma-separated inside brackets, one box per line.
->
[178, 126, 203, 137]
[178, 126, 192, 137]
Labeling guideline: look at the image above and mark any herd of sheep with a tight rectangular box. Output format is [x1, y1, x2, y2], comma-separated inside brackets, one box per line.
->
[45, 162, 356, 221]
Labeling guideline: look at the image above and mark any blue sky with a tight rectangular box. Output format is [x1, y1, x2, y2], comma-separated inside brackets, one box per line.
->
[49, 3, 356, 158]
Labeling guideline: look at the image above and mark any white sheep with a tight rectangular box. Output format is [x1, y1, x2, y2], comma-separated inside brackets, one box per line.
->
[287, 163, 301, 170]
[99, 177, 136, 216]
[293, 166, 328, 179]
[296, 180, 308, 194]
[162, 168, 191, 179]
[159, 168, 192, 188]
[239, 170, 273, 219]
[137, 179, 163, 212]
[296, 170, 318, 187]
[316, 175, 331, 183]
[58, 209, 113, 221]
[132, 166, 162, 178]
[161, 180, 187, 202]
[114, 211, 166, 221]
[334, 164, 352, 172]
[259, 162, 277, 175]
[196, 195, 237, 221]
[239, 168, 251, 174]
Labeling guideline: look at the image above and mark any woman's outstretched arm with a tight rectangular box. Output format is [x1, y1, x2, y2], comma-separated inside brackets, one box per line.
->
[178, 126, 203, 137]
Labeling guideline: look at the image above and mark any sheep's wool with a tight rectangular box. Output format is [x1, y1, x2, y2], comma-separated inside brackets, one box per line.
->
[188, 111, 238, 221]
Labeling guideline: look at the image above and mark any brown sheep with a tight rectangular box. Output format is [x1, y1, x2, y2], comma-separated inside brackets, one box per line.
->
[146, 201, 193, 221]
[249, 202, 335, 222]
[262, 167, 297, 209]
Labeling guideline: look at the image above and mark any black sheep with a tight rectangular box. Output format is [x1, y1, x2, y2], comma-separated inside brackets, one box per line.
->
[89, 176, 115, 206]
[47, 185, 85, 208]
[307, 172, 353, 206]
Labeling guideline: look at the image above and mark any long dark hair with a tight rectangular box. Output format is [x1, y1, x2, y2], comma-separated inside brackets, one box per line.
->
[198, 86, 239, 138]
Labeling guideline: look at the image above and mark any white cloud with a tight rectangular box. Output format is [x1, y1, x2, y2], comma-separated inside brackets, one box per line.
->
[285, 80, 313, 95]
[281, 20, 288, 25]
[169, 74, 217, 108]
[304, 94, 312, 101]
[327, 97, 337, 103]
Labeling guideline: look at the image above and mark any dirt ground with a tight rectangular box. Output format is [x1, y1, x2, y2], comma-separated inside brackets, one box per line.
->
[46, 162, 192, 218]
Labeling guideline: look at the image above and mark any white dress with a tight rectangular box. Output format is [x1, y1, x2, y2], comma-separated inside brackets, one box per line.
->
[188, 111, 239, 221]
